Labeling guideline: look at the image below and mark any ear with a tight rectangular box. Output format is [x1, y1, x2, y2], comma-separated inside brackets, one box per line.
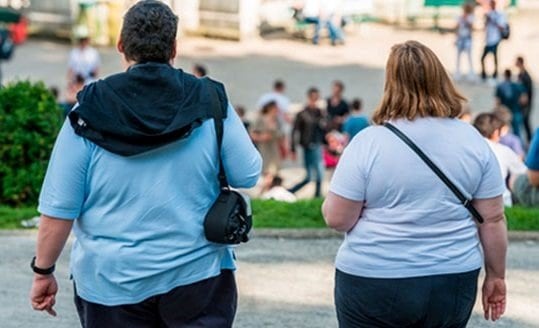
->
[117, 38, 124, 54]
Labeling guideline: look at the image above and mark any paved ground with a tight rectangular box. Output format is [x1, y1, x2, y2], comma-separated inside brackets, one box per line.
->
[1, 233, 538, 327]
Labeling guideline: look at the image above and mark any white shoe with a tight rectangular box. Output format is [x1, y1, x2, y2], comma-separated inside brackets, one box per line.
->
[21, 216, 40, 228]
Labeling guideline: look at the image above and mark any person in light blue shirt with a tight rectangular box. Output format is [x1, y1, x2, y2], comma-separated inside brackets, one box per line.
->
[29, 1, 261, 327]
[342, 98, 369, 139]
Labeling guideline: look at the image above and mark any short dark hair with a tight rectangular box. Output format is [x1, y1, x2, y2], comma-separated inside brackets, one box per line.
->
[270, 175, 283, 188]
[307, 87, 319, 96]
[274, 80, 285, 91]
[504, 69, 512, 80]
[120, 0, 178, 63]
[516, 56, 524, 65]
[261, 100, 278, 114]
[193, 63, 207, 77]
[333, 80, 345, 92]
[351, 98, 362, 111]
[473, 113, 503, 138]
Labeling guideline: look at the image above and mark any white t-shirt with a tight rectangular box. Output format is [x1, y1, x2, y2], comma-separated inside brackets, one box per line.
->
[330, 118, 504, 279]
[485, 10, 505, 46]
[257, 91, 290, 115]
[486, 139, 527, 206]
[68, 46, 100, 81]
[262, 186, 297, 203]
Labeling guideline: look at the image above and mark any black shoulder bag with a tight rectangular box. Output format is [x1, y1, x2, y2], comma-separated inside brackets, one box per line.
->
[203, 83, 253, 244]
[384, 122, 484, 224]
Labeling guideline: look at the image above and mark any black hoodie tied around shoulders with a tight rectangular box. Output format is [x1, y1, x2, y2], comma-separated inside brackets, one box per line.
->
[68, 62, 228, 156]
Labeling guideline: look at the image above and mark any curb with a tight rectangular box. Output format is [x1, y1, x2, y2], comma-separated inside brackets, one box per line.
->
[252, 229, 539, 242]
[1, 229, 539, 241]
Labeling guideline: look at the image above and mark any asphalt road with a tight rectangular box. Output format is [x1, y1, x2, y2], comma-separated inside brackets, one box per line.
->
[1, 233, 538, 327]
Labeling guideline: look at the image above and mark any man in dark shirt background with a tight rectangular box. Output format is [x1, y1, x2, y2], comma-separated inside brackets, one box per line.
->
[326, 80, 349, 131]
[516, 56, 534, 142]
[496, 69, 527, 141]
[290, 87, 327, 198]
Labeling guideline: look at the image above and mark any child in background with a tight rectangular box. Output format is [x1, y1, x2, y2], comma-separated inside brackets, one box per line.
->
[323, 131, 347, 169]
[261, 175, 297, 203]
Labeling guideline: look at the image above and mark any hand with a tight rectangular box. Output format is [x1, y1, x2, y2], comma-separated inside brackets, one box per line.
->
[482, 276, 506, 321]
[30, 274, 58, 316]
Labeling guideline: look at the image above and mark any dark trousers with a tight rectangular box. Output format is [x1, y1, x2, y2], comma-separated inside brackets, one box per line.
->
[289, 145, 324, 197]
[481, 43, 499, 80]
[523, 103, 534, 142]
[335, 269, 479, 328]
[74, 270, 237, 328]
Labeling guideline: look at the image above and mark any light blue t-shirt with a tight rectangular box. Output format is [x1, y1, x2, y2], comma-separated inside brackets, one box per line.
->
[330, 118, 504, 279]
[38, 104, 262, 305]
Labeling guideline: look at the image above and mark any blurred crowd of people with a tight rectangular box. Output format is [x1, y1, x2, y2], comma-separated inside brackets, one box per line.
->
[238, 79, 369, 202]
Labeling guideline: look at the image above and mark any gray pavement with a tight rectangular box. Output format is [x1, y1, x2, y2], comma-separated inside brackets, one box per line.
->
[1, 233, 538, 327]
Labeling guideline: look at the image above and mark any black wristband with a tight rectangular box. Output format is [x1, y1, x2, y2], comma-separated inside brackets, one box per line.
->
[30, 256, 55, 275]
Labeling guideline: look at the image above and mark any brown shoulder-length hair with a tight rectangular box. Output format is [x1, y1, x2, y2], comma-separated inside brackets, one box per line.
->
[372, 40, 466, 125]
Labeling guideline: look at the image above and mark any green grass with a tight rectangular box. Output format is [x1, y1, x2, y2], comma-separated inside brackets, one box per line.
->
[0, 206, 39, 229]
[0, 200, 538, 231]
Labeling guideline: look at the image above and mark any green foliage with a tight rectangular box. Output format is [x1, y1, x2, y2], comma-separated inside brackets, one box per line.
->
[0, 81, 62, 206]
[0, 206, 38, 229]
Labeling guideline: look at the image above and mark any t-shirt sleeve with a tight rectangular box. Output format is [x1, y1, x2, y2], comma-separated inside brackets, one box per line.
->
[473, 147, 505, 199]
[525, 129, 539, 170]
[38, 119, 93, 219]
[221, 103, 262, 188]
[329, 136, 367, 201]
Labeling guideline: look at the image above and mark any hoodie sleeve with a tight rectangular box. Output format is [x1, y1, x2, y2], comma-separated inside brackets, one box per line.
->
[221, 103, 262, 188]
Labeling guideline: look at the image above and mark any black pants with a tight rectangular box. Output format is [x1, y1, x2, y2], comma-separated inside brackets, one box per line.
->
[74, 270, 237, 328]
[481, 43, 499, 80]
[523, 103, 534, 142]
[335, 269, 479, 328]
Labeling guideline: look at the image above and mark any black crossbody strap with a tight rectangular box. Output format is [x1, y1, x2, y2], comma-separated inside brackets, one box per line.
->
[206, 79, 229, 190]
[384, 122, 484, 224]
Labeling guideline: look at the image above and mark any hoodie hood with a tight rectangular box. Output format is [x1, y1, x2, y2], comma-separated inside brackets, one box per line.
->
[68, 62, 227, 156]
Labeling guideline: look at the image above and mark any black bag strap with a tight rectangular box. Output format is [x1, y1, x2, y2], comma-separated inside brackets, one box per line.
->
[384, 122, 484, 224]
[206, 79, 229, 190]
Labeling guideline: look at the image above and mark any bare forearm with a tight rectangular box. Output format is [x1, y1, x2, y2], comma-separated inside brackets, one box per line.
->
[479, 218, 507, 278]
[35, 216, 73, 268]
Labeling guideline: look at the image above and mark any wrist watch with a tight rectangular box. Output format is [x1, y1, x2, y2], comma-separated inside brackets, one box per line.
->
[30, 256, 55, 275]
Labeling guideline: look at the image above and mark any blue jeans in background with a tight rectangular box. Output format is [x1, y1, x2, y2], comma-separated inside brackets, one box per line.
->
[304, 16, 344, 45]
[289, 145, 324, 197]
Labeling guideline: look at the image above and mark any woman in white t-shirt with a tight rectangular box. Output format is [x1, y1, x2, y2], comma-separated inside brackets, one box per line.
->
[323, 40, 507, 328]
[455, 3, 475, 81]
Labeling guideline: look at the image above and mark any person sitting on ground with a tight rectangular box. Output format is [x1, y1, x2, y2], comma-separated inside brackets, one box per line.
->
[493, 106, 525, 159]
[473, 113, 526, 206]
[250, 101, 283, 176]
[261, 175, 297, 203]
[342, 98, 369, 139]
[67, 28, 100, 85]
[513, 128, 539, 207]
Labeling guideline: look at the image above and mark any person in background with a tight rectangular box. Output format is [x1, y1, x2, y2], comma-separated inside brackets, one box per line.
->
[480, 0, 506, 84]
[257, 79, 292, 158]
[250, 100, 283, 177]
[495, 68, 528, 139]
[261, 175, 297, 203]
[474, 113, 526, 206]
[513, 127, 539, 206]
[342, 98, 369, 139]
[67, 29, 100, 85]
[30, 1, 262, 326]
[494, 106, 525, 159]
[516, 56, 534, 142]
[323, 130, 347, 170]
[63, 74, 86, 116]
[289, 87, 327, 198]
[192, 63, 207, 78]
[455, 3, 475, 81]
[235, 105, 250, 131]
[323, 40, 506, 327]
[326, 80, 349, 131]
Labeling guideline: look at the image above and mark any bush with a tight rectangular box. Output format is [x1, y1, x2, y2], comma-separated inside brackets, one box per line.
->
[0, 81, 62, 206]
